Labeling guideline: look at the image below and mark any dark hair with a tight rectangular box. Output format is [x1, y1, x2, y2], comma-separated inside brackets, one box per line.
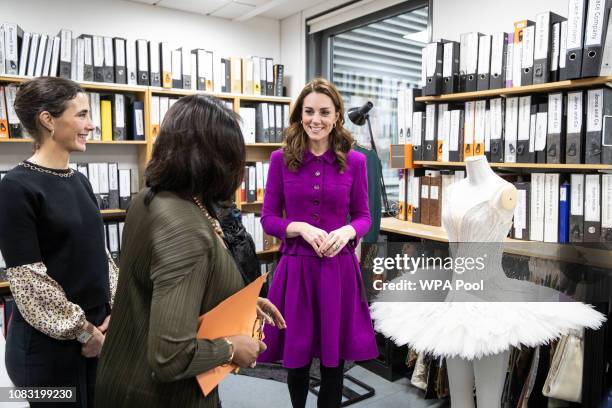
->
[283, 78, 353, 172]
[14, 77, 85, 150]
[144, 95, 245, 216]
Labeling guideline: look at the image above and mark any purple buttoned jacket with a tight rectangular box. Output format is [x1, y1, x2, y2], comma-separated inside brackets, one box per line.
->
[261, 148, 371, 256]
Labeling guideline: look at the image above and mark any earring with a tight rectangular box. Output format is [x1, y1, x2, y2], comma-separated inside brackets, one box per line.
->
[50, 129, 55, 139]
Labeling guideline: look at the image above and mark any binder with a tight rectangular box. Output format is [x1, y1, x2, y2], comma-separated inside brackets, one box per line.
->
[204, 50, 214, 91]
[566, 91, 585, 164]
[517, 96, 534, 162]
[181, 48, 191, 89]
[397, 88, 406, 145]
[459, 32, 480, 92]
[513, 20, 533, 88]
[412, 111, 424, 161]
[125, 39, 137, 85]
[424, 104, 437, 161]
[0, 24, 4, 76]
[33, 34, 47, 77]
[420, 175, 431, 225]
[230, 57, 242, 93]
[190, 53, 197, 91]
[534, 103, 548, 163]
[105, 94, 126, 141]
[78, 34, 94, 81]
[439, 110, 451, 162]
[477, 34, 492, 91]
[247, 166, 257, 202]
[26, 32, 39, 76]
[220, 58, 230, 93]
[474, 100, 486, 157]
[242, 58, 254, 94]
[601, 174, 612, 242]
[429, 172, 442, 227]
[5, 85, 22, 138]
[424, 42, 443, 96]
[58, 29, 72, 79]
[602, 90, 612, 164]
[397, 170, 407, 220]
[586, 88, 605, 164]
[484, 107, 491, 161]
[108, 163, 120, 209]
[149, 41, 161, 87]
[131, 100, 145, 141]
[48, 36, 60, 77]
[0, 87, 8, 139]
[490, 32, 508, 89]
[69, 38, 77, 81]
[520, 25, 535, 86]
[87, 163, 101, 207]
[559, 181, 571, 243]
[113, 38, 126, 84]
[118, 169, 131, 210]
[547, 93, 565, 164]
[513, 182, 530, 240]
[581, 0, 612, 77]
[584, 174, 601, 242]
[265, 58, 274, 95]
[504, 97, 519, 163]
[442, 41, 460, 94]
[530, 173, 546, 241]
[3, 23, 23, 75]
[159, 97, 170, 126]
[490, 98, 504, 163]
[255, 162, 264, 201]
[100, 100, 113, 142]
[544, 173, 560, 242]
[92, 35, 104, 82]
[161, 42, 172, 88]
[504, 32, 515, 88]
[411, 174, 422, 223]
[565, 0, 588, 79]
[98, 163, 110, 210]
[89, 92, 102, 141]
[600, 12, 612, 75]
[534, 12, 566, 84]
[559, 20, 569, 80]
[102, 37, 114, 83]
[436, 103, 448, 160]
[570, 173, 585, 242]
[136, 39, 149, 85]
[192, 49, 205, 90]
[252, 56, 261, 95]
[107, 223, 120, 263]
[273, 64, 284, 96]
[255, 104, 267, 143]
[168, 48, 181, 89]
[463, 101, 476, 158]
[275, 104, 283, 142]
[449, 110, 464, 162]
[259, 57, 266, 96]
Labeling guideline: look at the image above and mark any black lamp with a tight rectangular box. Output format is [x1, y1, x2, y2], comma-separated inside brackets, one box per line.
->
[348, 101, 391, 216]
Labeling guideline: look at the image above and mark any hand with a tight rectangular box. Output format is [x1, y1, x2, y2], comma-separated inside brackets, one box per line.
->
[296, 223, 329, 257]
[319, 226, 356, 257]
[226, 335, 267, 368]
[257, 298, 286, 329]
[97, 315, 111, 334]
[81, 326, 105, 358]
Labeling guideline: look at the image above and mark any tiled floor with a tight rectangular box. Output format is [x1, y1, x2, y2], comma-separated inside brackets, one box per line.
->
[219, 365, 450, 408]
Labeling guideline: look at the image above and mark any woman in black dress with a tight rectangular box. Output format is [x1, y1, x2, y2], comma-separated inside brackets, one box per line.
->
[0, 77, 118, 407]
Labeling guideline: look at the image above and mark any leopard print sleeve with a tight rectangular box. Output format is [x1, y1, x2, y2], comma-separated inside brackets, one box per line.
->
[6, 262, 86, 340]
[106, 250, 118, 308]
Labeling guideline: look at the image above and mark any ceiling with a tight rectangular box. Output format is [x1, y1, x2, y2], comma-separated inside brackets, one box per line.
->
[127, 0, 331, 21]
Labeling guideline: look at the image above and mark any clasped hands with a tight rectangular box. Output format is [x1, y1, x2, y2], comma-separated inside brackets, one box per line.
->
[290, 222, 356, 258]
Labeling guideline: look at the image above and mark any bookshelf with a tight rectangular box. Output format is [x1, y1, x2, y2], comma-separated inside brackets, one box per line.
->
[415, 75, 612, 102]
[414, 160, 612, 171]
[0, 75, 290, 256]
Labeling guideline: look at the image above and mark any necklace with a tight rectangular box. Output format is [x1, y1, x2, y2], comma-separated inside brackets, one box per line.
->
[192, 196, 225, 238]
[19, 161, 74, 178]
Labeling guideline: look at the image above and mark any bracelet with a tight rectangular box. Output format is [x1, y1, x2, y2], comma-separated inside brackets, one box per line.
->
[223, 338, 235, 364]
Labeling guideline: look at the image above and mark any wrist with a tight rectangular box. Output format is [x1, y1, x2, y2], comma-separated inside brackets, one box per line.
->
[223, 338, 235, 364]
[76, 321, 94, 344]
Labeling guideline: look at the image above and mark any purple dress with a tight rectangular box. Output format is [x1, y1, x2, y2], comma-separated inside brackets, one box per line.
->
[258, 148, 378, 369]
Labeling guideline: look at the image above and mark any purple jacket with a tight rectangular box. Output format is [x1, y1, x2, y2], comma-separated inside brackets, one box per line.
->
[261, 148, 371, 256]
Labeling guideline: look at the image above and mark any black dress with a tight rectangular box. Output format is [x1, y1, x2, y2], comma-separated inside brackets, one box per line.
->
[0, 161, 110, 408]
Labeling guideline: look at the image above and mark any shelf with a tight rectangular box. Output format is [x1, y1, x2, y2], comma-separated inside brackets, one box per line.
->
[380, 218, 612, 268]
[100, 209, 127, 216]
[416, 76, 612, 102]
[150, 86, 291, 103]
[0, 75, 148, 94]
[414, 160, 612, 171]
[257, 245, 280, 255]
[0, 281, 9, 289]
[0, 138, 147, 145]
[246, 143, 282, 148]
[240, 201, 263, 205]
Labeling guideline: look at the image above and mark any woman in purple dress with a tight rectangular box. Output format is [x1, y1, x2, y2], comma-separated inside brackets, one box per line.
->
[258, 78, 378, 408]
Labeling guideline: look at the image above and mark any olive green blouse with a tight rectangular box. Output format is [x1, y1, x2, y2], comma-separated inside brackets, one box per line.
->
[95, 190, 244, 408]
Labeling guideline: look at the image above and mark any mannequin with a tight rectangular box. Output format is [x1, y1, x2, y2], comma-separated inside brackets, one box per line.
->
[370, 155, 606, 408]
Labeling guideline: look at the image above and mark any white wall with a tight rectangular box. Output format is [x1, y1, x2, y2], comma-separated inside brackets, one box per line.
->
[281, 0, 571, 97]
[433, 0, 568, 40]
[2, 0, 281, 62]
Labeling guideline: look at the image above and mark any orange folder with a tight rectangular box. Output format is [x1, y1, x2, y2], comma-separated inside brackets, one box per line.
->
[195, 274, 267, 396]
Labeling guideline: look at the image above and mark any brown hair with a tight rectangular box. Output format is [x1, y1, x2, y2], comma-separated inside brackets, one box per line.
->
[144, 94, 245, 216]
[13, 77, 85, 150]
[283, 78, 353, 172]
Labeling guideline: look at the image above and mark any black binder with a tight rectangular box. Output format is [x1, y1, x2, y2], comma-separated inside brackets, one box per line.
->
[583, 174, 601, 242]
[424, 42, 443, 96]
[565, 0, 588, 79]
[423, 104, 438, 161]
[513, 181, 530, 240]
[516, 96, 535, 163]
[581, 0, 612, 77]
[570, 173, 585, 242]
[585, 88, 605, 164]
[477, 34, 491, 91]
[546, 92, 565, 164]
[136, 39, 149, 86]
[412, 111, 425, 161]
[442, 41, 460, 94]
[490, 98, 504, 163]
[533, 12, 566, 84]
[565, 91, 585, 164]
[489, 32, 507, 90]
[113, 38, 127, 84]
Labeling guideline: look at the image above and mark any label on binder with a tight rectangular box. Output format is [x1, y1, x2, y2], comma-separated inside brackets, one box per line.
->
[115, 96, 124, 128]
[518, 96, 531, 141]
[115, 40, 125, 65]
[548, 93, 562, 133]
[587, 89, 603, 132]
[426, 104, 436, 141]
[491, 33, 505, 76]
[535, 12, 550, 60]
[443, 42, 453, 77]
[430, 186, 439, 200]
[567, 0, 586, 49]
[474, 101, 486, 144]
[571, 174, 585, 216]
[522, 26, 535, 67]
[568, 92, 583, 134]
[560, 21, 568, 68]
[515, 189, 527, 235]
[535, 112, 548, 150]
[491, 98, 503, 138]
[60, 30, 71, 62]
[585, 0, 606, 46]
[413, 112, 422, 147]
[603, 175, 612, 228]
[426, 43, 437, 75]
[585, 175, 601, 222]
[478, 35, 491, 74]
[450, 110, 460, 151]
[467, 33, 479, 72]
[551, 23, 560, 71]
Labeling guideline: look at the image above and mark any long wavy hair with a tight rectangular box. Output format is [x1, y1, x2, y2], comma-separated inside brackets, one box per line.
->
[283, 78, 354, 172]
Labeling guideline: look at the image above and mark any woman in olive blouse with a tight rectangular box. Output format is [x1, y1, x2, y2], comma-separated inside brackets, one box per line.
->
[95, 95, 283, 407]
